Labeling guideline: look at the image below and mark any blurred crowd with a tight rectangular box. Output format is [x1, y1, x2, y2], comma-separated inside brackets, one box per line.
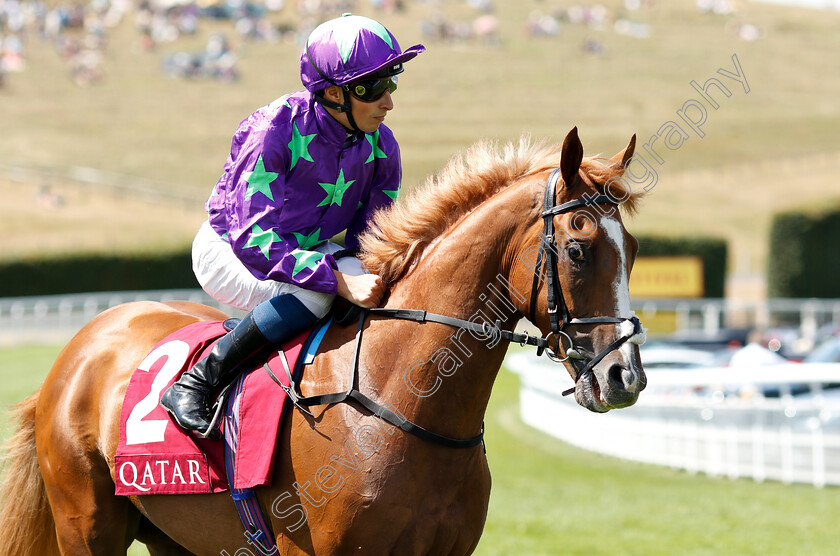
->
[522, 0, 760, 57]
[0, 0, 764, 88]
[0, 0, 124, 86]
[1, 0, 372, 86]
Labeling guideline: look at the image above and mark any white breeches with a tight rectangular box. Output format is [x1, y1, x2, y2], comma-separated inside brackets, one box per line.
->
[191, 220, 365, 318]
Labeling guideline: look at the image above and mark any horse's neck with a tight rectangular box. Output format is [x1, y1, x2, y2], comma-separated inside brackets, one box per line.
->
[369, 185, 531, 440]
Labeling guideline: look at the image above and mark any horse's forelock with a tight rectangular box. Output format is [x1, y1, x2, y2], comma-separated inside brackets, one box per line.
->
[579, 157, 645, 215]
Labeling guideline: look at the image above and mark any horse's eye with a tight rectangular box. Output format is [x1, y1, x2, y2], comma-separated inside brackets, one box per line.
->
[568, 245, 585, 262]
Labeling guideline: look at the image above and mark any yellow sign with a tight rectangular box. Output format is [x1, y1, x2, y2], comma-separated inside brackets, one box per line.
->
[629, 256, 704, 298]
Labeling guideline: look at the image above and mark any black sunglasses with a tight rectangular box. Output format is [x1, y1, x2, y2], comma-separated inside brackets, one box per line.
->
[347, 76, 398, 102]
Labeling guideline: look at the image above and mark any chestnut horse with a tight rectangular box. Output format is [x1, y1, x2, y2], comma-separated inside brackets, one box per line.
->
[0, 128, 646, 555]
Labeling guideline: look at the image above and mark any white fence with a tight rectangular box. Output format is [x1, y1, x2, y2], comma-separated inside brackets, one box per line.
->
[0, 289, 242, 346]
[3, 293, 839, 347]
[508, 352, 840, 488]
[633, 297, 840, 341]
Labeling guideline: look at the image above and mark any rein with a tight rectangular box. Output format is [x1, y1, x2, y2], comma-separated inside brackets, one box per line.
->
[264, 167, 642, 449]
[266, 311, 487, 449]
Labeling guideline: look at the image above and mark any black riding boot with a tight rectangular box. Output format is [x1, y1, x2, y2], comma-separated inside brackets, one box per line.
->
[160, 314, 269, 437]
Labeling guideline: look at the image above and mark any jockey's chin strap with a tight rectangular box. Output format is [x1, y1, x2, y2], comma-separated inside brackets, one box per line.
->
[305, 42, 362, 133]
[528, 167, 643, 396]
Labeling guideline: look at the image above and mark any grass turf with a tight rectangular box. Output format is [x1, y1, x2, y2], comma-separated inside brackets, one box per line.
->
[1, 343, 838, 555]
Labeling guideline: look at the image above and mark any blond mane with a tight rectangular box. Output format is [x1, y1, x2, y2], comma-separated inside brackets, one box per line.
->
[358, 135, 643, 283]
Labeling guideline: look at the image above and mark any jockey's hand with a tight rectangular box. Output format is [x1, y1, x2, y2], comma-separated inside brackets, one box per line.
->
[334, 271, 385, 308]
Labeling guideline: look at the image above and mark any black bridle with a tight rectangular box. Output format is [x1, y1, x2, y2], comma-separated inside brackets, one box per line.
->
[265, 166, 642, 449]
[528, 167, 643, 395]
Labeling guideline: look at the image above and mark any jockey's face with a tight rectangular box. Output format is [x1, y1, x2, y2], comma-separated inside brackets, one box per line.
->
[323, 85, 394, 133]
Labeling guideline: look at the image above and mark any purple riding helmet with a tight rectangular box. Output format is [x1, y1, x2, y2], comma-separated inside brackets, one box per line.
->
[301, 14, 425, 131]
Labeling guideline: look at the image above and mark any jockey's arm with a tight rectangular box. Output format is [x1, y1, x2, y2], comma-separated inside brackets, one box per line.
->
[334, 270, 385, 309]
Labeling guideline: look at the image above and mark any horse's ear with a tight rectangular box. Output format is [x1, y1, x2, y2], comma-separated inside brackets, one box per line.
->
[560, 127, 584, 188]
[609, 134, 637, 170]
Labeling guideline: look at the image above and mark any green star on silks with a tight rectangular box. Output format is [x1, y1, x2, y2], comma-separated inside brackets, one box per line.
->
[365, 130, 388, 164]
[383, 187, 400, 200]
[288, 122, 316, 170]
[244, 224, 281, 260]
[268, 96, 292, 110]
[317, 169, 355, 207]
[244, 155, 279, 202]
[291, 249, 325, 277]
[292, 228, 323, 250]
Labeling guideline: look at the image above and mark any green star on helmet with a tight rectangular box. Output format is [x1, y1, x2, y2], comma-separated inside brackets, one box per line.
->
[311, 16, 394, 63]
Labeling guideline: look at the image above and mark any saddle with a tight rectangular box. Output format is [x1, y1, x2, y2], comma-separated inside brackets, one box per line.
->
[114, 316, 333, 496]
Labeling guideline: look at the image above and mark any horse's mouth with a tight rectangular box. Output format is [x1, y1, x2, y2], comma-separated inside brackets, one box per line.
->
[575, 371, 612, 413]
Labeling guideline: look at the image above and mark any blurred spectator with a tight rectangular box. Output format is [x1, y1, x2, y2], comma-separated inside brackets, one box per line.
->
[69, 38, 103, 85]
[472, 13, 497, 46]
[696, 0, 734, 15]
[729, 330, 788, 368]
[466, 0, 493, 12]
[419, 10, 472, 42]
[1, 33, 26, 72]
[567, 4, 609, 29]
[526, 11, 560, 38]
[369, 0, 404, 13]
[614, 18, 651, 38]
[35, 185, 65, 208]
[582, 38, 605, 56]
[162, 32, 238, 82]
[734, 22, 760, 41]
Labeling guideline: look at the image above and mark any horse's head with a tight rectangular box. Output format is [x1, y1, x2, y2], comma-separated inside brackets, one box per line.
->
[510, 127, 646, 413]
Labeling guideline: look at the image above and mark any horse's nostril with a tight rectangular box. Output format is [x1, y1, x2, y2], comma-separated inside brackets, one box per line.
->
[608, 364, 638, 393]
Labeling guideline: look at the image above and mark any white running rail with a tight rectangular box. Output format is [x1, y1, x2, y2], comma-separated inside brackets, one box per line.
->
[0, 290, 242, 346]
[508, 351, 840, 488]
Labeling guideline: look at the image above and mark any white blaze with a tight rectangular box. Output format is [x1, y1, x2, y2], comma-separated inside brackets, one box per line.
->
[600, 216, 632, 319]
[601, 217, 646, 368]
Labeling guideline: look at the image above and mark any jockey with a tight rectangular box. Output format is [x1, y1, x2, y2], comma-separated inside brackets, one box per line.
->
[161, 14, 425, 437]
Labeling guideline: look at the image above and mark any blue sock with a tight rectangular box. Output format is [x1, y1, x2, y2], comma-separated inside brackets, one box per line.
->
[251, 295, 318, 344]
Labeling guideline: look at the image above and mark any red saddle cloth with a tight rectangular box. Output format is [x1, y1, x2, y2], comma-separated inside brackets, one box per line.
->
[114, 320, 307, 496]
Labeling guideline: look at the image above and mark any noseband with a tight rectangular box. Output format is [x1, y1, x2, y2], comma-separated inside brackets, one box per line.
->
[528, 167, 642, 396]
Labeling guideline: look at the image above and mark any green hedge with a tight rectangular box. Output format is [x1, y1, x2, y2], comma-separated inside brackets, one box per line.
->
[0, 251, 197, 297]
[0, 236, 729, 299]
[635, 235, 728, 298]
[768, 208, 840, 298]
